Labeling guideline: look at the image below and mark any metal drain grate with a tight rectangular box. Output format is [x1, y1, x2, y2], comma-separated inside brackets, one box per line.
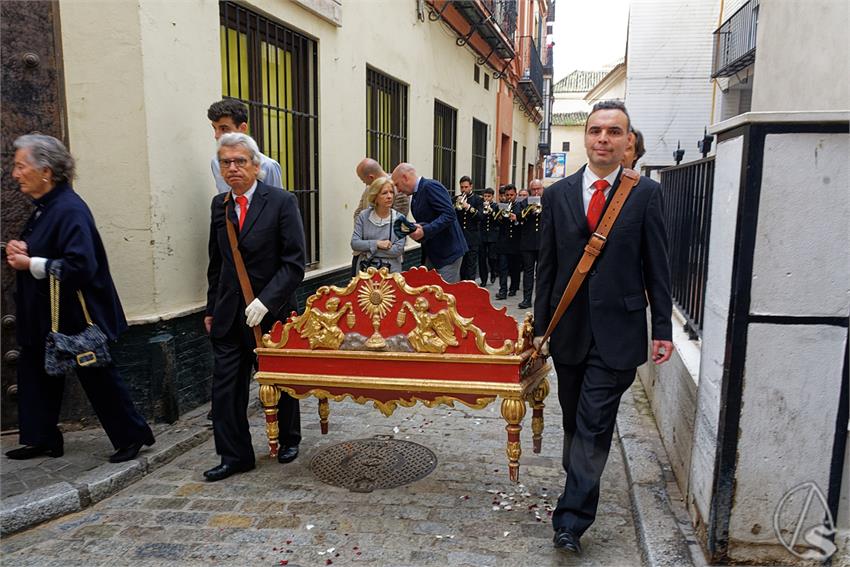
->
[310, 436, 437, 492]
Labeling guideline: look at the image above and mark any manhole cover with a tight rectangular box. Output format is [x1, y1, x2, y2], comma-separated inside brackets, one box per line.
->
[310, 436, 437, 492]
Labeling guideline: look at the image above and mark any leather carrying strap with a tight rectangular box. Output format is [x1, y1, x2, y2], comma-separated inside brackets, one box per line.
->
[224, 193, 263, 348]
[49, 274, 93, 333]
[532, 168, 641, 360]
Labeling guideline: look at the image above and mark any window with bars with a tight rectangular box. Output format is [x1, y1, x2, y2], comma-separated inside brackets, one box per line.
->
[366, 68, 408, 172]
[433, 100, 457, 191]
[511, 140, 518, 185]
[219, 2, 320, 266]
[471, 119, 488, 190]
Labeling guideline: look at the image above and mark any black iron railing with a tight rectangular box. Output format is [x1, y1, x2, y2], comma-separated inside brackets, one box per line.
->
[712, 0, 759, 77]
[660, 157, 715, 338]
[481, 0, 517, 44]
[517, 35, 543, 107]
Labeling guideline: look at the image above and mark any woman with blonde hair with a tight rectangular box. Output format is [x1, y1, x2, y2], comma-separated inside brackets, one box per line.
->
[351, 176, 406, 273]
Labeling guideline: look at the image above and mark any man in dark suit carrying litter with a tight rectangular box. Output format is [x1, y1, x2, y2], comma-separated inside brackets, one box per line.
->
[204, 132, 306, 482]
[534, 100, 674, 554]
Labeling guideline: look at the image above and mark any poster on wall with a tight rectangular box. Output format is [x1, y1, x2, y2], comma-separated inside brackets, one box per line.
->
[544, 153, 567, 179]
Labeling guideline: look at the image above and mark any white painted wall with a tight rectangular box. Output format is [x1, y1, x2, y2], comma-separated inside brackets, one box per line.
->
[59, 0, 221, 321]
[625, 0, 720, 166]
[751, 0, 850, 113]
[59, 0, 537, 320]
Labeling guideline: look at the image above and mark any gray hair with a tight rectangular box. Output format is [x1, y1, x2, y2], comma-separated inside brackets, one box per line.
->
[217, 132, 265, 181]
[14, 134, 76, 184]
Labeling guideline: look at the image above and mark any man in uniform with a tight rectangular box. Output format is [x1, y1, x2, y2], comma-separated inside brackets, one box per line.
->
[517, 179, 544, 309]
[477, 188, 499, 286]
[494, 184, 522, 300]
[454, 175, 484, 281]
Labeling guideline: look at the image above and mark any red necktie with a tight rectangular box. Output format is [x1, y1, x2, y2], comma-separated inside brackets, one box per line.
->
[586, 179, 609, 232]
[235, 195, 248, 231]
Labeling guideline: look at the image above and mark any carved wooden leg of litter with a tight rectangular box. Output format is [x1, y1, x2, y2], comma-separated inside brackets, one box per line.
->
[318, 397, 330, 434]
[501, 397, 527, 482]
[259, 384, 281, 457]
[531, 378, 550, 454]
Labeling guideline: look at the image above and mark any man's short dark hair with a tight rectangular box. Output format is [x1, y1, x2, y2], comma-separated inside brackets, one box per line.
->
[207, 99, 249, 126]
[483, 187, 495, 195]
[586, 100, 631, 131]
[459, 175, 472, 185]
[503, 183, 516, 192]
[631, 127, 646, 165]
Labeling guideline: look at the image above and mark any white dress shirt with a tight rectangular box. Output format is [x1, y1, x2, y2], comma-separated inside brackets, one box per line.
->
[581, 166, 621, 214]
[233, 182, 257, 219]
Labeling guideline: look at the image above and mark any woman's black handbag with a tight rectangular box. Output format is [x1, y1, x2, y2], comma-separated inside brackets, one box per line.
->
[44, 275, 111, 376]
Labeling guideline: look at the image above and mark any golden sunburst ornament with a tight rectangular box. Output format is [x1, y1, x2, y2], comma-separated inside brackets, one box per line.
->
[357, 277, 396, 349]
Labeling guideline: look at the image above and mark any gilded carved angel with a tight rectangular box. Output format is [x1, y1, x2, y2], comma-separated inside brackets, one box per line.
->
[293, 297, 353, 349]
[399, 297, 458, 353]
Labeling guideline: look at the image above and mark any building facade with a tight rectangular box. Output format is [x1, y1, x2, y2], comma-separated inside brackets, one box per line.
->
[0, 0, 550, 428]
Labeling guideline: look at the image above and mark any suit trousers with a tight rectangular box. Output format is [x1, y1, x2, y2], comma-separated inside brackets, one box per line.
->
[498, 253, 522, 294]
[478, 242, 497, 284]
[521, 250, 538, 303]
[17, 345, 153, 450]
[211, 314, 301, 466]
[460, 248, 479, 282]
[552, 342, 636, 536]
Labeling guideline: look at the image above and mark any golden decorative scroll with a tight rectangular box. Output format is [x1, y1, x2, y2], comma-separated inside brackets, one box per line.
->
[271, 385, 496, 418]
[263, 268, 515, 355]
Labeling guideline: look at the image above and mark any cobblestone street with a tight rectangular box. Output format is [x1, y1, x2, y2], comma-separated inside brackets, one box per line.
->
[1, 294, 649, 567]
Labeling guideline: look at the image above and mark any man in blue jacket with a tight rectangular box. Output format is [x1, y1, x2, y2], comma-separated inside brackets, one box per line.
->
[391, 163, 468, 283]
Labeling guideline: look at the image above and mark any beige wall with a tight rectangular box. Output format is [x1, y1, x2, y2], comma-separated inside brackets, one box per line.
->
[550, 124, 587, 179]
[752, 0, 850, 112]
[60, 0, 220, 321]
[59, 0, 542, 320]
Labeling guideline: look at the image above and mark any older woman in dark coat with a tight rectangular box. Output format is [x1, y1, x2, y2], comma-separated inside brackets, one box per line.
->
[4, 134, 154, 463]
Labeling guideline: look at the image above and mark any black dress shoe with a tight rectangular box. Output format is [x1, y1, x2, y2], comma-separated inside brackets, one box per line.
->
[480, 280, 488, 287]
[508, 290, 517, 297]
[490, 276, 496, 283]
[5, 444, 64, 460]
[109, 433, 156, 463]
[277, 445, 299, 464]
[553, 528, 582, 554]
[495, 292, 507, 300]
[518, 301, 532, 309]
[203, 461, 255, 482]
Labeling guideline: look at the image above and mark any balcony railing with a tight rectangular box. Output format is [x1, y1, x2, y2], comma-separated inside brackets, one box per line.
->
[660, 157, 715, 339]
[481, 0, 517, 44]
[517, 36, 543, 108]
[712, 0, 759, 78]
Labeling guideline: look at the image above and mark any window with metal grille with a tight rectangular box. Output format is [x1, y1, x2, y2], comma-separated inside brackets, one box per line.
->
[366, 68, 408, 172]
[511, 140, 518, 185]
[433, 100, 457, 191]
[219, 2, 320, 266]
[471, 119, 488, 189]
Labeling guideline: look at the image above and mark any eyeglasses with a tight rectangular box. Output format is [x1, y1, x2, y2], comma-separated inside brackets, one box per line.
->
[219, 157, 251, 168]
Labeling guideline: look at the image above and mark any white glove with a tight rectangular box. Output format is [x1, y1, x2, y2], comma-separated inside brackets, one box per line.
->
[245, 298, 268, 327]
[532, 336, 550, 356]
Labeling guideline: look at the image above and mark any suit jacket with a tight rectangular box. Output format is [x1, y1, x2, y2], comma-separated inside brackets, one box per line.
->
[492, 200, 522, 255]
[410, 177, 468, 268]
[480, 202, 500, 244]
[206, 181, 306, 339]
[16, 183, 127, 346]
[533, 166, 672, 370]
[517, 197, 542, 252]
[454, 193, 484, 248]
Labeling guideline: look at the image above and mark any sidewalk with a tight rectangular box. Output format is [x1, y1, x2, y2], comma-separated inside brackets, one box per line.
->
[1, 284, 701, 566]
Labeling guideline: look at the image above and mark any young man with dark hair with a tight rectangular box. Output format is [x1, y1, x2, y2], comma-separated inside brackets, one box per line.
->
[478, 187, 499, 286]
[207, 99, 284, 193]
[454, 175, 483, 281]
[535, 100, 673, 554]
[493, 183, 522, 300]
